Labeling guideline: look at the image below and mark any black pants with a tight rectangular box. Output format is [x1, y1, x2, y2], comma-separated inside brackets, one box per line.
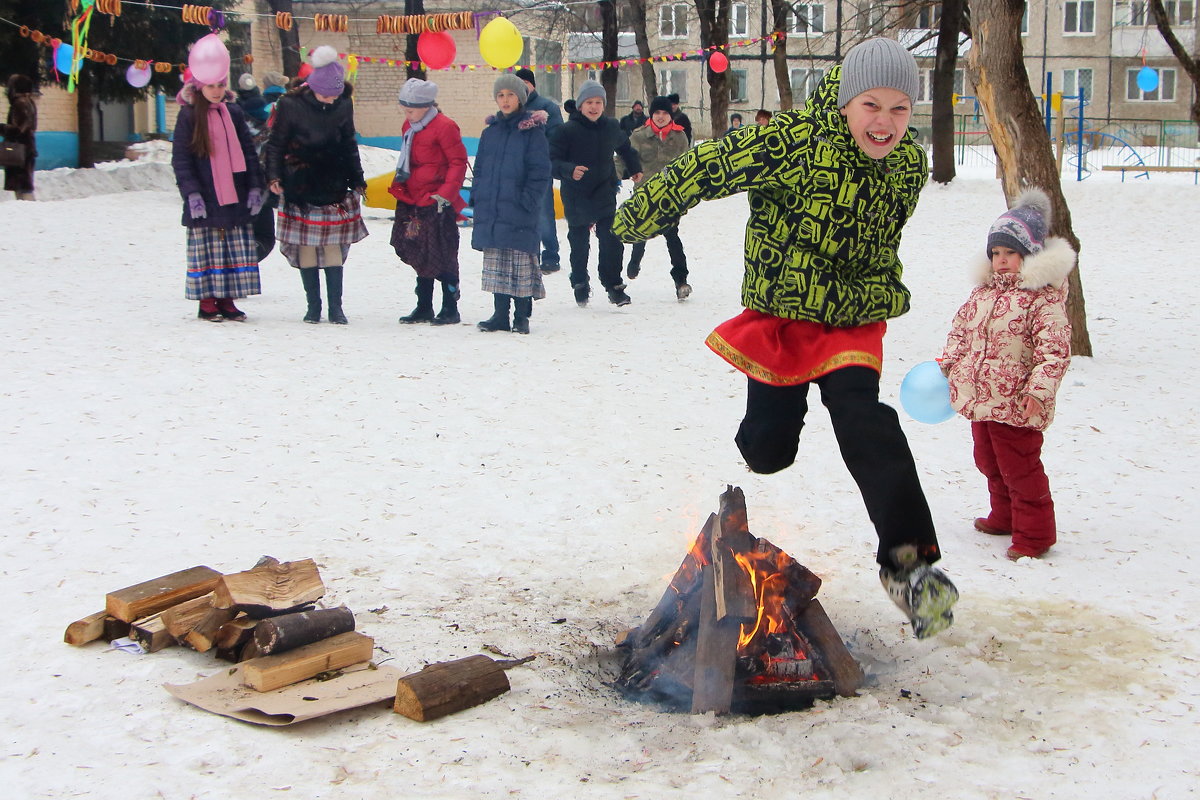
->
[734, 367, 941, 569]
[567, 213, 623, 289]
[628, 224, 688, 285]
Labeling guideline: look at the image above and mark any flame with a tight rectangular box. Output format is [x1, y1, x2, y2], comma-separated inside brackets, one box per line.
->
[734, 549, 792, 649]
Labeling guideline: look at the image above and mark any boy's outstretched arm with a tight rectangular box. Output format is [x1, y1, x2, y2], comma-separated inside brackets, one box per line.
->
[612, 123, 798, 243]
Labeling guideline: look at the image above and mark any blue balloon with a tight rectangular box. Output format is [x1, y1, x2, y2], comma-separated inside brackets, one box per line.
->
[900, 361, 955, 424]
[1137, 66, 1159, 93]
[55, 43, 78, 75]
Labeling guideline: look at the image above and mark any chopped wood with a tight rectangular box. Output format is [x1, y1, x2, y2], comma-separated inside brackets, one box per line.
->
[794, 599, 864, 697]
[104, 616, 131, 643]
[241, 631, 374, 692]
[183, 607, 239, 652]
[160, 593, 217, 640]
[213, 616, 259, 651]
[212, 558, 324, 615]
[129, 614, 177, 653]
[393, 655, 511, 722]
[252, 606, 355, 657]
[105, 566, 223, 623]
[64, 611, 108, 646]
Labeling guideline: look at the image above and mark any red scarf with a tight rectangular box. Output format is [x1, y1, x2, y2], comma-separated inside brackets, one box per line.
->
[645, 118, 684, 142]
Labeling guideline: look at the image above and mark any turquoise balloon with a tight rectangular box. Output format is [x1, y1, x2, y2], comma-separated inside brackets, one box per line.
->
[55, 43, 78, 75]
[900, 361, 955, 424]
[1136, 66, 1159, 93]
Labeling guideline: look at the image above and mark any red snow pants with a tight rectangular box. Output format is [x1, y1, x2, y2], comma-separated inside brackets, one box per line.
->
[971, 421, 1057, 556]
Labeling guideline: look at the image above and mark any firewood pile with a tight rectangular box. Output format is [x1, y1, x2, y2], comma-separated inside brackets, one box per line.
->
[64, 556, 528, 722]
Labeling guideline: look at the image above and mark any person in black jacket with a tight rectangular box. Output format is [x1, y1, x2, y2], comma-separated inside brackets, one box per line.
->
[266, 46, 368, 324]
[668, 93, 693, 144]
[550, 80, 642, 307]
[514, 68, 564, 273]
[619, 100, 646, 135]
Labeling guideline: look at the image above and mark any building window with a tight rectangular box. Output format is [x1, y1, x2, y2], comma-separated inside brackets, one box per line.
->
[917, 5, 941, 29]
[1126, 67, 1176, 101]
[1117, 0, 1194, 24]
[1064, 0, 1095, 33]
[788, 68, 826, 101]
[789, 3, 825, 35]
[1021, 3, 1029, 34]
[915, 69, 965, 103]
[1062, 68, 1092, 102]
[659, 4, 689, 39]
[729, 69, 749, 102]
[730, 3, 748, 36]
[859, 2, 886, 34]
[1167, 0, 1196, 23]
[584, 71, 632, 105]
[659, 68, 688, 103]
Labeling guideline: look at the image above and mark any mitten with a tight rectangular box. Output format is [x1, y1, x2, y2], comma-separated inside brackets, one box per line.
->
[430, 193, 451, 213]
[187, 193, 207, 219]
[247, 187, 266, 215]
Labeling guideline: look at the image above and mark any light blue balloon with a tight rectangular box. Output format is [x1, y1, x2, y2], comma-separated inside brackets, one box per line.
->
[55, 43, 78, 75]
[900, 361, 955, 424]
[1137, 66, 1159, 93]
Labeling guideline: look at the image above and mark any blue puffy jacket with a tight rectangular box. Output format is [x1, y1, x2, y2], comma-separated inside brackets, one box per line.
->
[470, 109, 551, 256]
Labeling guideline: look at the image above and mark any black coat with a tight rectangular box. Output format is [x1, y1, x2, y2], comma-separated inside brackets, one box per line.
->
[672, 110, 693, 144]
[265, 85, 365, 207]
[550, 112, 641, 226]
[619, 110, 646, 135]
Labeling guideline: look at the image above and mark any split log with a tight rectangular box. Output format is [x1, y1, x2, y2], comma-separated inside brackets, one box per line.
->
[183, 607, 239, 652]
[794, 599, 864, 697]
[160, 593, 217, 640]
[104, 616, 131, 643]
[214, 616, 259, 651]
[64, 611, 108, 646]
[252, 606, 355, 657]
[105, 566, 222, 623]
[241, 631, 374, 692]
[213, 558, 324, 615]
[393, 655, 511, 722]
[129, 613, 177, 653]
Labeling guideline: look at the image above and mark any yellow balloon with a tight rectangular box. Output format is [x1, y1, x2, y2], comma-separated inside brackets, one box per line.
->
[479, 17, 523, 70]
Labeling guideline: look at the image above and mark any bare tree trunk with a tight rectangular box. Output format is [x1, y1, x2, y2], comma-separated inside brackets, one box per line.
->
[405, 0, 426, 80]
[930, 0, 964, 183]
[628, 0, 658, 101]
[76, 69, 95, 169]
[600, 0, 619, 116]
[694, 0, 731, 138]
[1148, 0, 1200, 127]
[267, 0, 301, 78]
[769, 0, 793, 110]
[967, 0, 1093, 356]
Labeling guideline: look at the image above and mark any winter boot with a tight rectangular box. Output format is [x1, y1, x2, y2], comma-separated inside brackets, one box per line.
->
[216, 298, 247, 321]
[430, 281, 461, 326]
[325, 267, 348, 324]
[300, 268, 322, 323]
[198, 298, 224, 322]
[512, 297, 532, 334]
[400, 277, 436, 324]
[974, 518, 1010, 536]
[606, 283, 632, 307]
[626, 261, 641, 279]
[675, 281, 693, 301]
[879, 545, 959, 640]
[477, 293, 512, 332]
[572, 282, 591, 307]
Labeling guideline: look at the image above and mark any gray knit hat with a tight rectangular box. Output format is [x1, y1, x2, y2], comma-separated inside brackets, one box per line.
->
[836, 37, 919, 108]
[493, 73, 528, 105]
[576, 79, 606, 107]
[399, 77, 438, 108]
[987, 188, 1052, 257]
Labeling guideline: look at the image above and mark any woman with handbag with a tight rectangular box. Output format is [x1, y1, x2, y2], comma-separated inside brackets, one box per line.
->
[2, 74, 38, 201]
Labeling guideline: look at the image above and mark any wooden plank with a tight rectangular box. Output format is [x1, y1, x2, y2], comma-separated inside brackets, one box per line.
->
[690, 563, 744, 715]
[64, 611, 109, 646]
[160, 593, 217, 640]
[241, 631, 374, 692]
[794, 599, 864, 697]
[393, 655, 511, 722]
[213, 558, 324, 615]
[105, 566, 223, 623]
[253, 606, 356, 656]
[1101, 165, 1199, 172]
[129, 613, 177, 653]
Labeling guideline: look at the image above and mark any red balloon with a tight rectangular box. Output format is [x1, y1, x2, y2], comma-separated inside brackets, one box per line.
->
[709, 51, 729, 73]
[417, 31, 456, 71]
[297, 62, 312, 79]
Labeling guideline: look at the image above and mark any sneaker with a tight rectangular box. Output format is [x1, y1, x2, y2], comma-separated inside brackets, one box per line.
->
[675, 283, 692, 301]
[974, 518, 1010, 536]
[573, 283, 590, 307]
[606, 284, 632, 306]
[626, 262, 641, 279]
[879, 546, 958, 639]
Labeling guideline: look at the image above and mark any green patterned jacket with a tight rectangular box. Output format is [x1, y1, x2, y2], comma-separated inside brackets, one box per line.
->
[612, 66, 928, 326]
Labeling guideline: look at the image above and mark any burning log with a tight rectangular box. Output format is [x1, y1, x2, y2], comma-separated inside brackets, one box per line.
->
[393, 655, 518, 722]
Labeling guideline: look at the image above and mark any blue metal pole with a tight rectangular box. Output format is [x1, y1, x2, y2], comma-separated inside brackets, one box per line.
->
[1044, 72, 1053, 136]
[156, 91, 166, 135]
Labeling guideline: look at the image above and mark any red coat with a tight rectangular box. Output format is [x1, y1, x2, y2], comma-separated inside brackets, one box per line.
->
[388, 111, 468, 215]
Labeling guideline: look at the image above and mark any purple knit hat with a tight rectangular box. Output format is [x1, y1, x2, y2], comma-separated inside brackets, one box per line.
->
[305, 45, 345, 97]
[987, 188, 1052, 257]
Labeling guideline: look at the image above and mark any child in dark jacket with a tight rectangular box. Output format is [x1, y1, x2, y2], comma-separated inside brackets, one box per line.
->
[470, 75, 552, 334]
[266, 46, 368, 324]
[550, 80, 642, 307]
[171, 37, 266, 323]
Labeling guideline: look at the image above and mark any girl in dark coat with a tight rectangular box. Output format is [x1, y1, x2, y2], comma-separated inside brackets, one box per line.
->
[470, 74, 551, 334]
[266, 46, 368, 324]
[171, 70, 266, 322]
[3, 74, 38, 200]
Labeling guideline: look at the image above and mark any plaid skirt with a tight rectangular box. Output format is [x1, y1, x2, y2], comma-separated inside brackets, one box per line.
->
[481, 248, 545, 299]
[391, 201, 460, 282]
[185, 225, 261, 300]
[278, 192, 368, 268]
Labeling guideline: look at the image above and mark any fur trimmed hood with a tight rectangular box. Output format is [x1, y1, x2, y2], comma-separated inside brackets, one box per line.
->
[972, 235, 1077, 290]
[176, 82, 237, 106]
[484, 109, 549, 129]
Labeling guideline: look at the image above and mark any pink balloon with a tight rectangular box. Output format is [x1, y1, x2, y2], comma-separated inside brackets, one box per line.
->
[709, 51, 729, 73]
[126, 63, 152, 89]
[417, 31, 456, 71]
[188, 33, 230, 85]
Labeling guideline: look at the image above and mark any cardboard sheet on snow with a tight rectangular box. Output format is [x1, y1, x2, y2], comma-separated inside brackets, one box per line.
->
[165, 662, 403, 726]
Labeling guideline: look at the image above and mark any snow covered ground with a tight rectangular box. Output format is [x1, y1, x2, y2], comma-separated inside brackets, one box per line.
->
[1, 152, 1198, 799]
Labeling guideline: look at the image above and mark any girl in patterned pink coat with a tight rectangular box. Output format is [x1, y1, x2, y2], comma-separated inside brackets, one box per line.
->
[940, 189, 1076, 560]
